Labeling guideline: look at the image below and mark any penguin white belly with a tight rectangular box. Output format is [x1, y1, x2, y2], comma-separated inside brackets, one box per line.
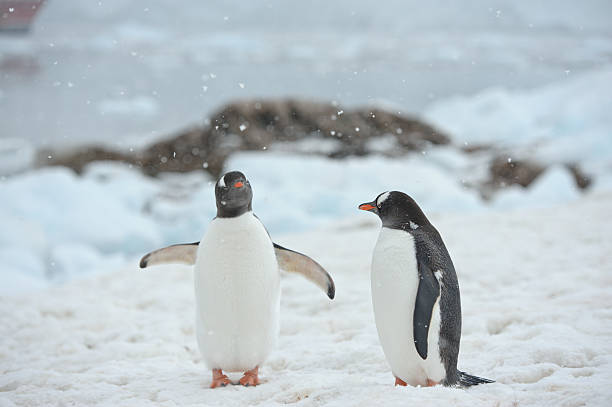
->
[194, 212, 280, 372]
[371, 228, 444, 385]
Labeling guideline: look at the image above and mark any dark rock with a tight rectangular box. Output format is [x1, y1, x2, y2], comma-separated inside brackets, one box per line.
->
[566, 163, 592, 190]
[483, 157, 593, 198]
[488, 157, 546, 188]
[140, 126, 210, 176]
[37, 147, 135, 174]
[38, 99, 450, 177]
[461, 144, 491, 154]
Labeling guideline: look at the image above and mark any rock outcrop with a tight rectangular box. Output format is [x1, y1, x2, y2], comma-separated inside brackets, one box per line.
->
[39, 99, 449, 177]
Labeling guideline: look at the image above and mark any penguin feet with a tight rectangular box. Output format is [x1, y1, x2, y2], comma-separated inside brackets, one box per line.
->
[425, 379, 439, 387]
[394, 377, 408, 386]
[210, 369, 231, 388]
[239, 366, 260, 387]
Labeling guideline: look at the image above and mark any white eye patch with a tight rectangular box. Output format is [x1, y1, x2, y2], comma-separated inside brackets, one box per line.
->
[377, 191, 391, 207]
[218, 175, 226, 187]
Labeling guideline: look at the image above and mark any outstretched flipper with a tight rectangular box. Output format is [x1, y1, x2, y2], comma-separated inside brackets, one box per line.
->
[139, 242, 198, 268]
[273, 243, 335, 299]
[140, 242, 335, 300]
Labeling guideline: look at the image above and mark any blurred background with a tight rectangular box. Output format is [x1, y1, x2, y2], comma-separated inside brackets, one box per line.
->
[1, 0, 611, 293]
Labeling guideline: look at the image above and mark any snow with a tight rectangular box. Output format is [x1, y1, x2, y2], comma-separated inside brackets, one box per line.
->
[2, 191, 611, 406]
[0, 139, 35, 176]
[423, 69, 612, 175]
[492, 165, 582, 210]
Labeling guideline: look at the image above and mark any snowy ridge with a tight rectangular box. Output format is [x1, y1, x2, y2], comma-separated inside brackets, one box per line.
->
[1, 192, 611, 406]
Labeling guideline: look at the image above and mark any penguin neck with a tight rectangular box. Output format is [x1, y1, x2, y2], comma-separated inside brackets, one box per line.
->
[382, 212, 430, 230]
[216, 202, 252, 218]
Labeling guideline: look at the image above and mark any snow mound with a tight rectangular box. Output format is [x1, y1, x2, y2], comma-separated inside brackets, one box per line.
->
[424, 69, 612, 173]
[226, 151, 484, 233]
[493, 165, 581, 209]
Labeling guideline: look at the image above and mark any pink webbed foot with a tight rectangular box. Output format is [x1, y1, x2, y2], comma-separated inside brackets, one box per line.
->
[426, 379, 439, 387]
[210, 369, 231, 388]
[239, 366, 261, 387]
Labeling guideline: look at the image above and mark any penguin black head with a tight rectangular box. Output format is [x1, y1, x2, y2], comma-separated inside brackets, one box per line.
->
[358, 191, 430, 229]
[215, 171, 253, 218]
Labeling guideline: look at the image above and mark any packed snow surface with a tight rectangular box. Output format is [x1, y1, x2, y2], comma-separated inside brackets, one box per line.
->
[1, 192, 611, 406]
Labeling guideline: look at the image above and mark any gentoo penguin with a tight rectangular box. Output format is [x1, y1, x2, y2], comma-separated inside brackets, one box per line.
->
[140, 171, 335, 388]
[359, 191, 493, 387]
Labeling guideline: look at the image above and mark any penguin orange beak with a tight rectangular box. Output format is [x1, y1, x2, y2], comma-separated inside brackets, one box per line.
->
[234, 181, 244, 188]
[359, 201, 377, 212]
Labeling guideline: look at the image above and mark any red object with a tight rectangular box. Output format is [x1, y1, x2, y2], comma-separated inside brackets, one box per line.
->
[0, 0, 45, 33]
[234, 181, 244, 188]
[359, 203, 376, 211]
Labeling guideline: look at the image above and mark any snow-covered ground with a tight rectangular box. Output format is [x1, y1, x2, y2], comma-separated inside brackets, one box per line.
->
[2, 191, 611, 406]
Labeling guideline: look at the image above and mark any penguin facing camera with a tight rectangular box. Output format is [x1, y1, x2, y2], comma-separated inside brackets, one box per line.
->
[359, 191, 493, 387]
[140, 171, 335, 388]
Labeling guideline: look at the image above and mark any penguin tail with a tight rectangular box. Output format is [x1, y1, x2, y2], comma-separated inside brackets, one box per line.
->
[457, 371, 495, 387]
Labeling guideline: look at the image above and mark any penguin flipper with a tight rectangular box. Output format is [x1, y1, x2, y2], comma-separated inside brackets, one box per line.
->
[413, 255, 440, 360]
[273, 243, 335, 299]
[139, 242, 199, 268]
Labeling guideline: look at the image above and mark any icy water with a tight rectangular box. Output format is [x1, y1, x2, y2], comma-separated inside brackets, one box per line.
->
[1, 0, 611, 148]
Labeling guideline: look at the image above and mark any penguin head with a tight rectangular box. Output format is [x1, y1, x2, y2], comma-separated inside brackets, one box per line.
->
[359, 191, 429, 229]
[215, 171, 253, 217]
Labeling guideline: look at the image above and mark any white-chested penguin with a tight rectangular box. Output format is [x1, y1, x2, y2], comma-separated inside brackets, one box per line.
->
[359, 191, 493, 387]
[140, 171, 335, 388]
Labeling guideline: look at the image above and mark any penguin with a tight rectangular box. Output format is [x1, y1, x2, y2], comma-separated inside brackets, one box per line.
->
[140, 171, 335, 388]
[358, 191, 493, 387]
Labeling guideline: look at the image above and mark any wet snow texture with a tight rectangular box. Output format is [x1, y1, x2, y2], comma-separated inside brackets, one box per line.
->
[2, 192, 611, 406]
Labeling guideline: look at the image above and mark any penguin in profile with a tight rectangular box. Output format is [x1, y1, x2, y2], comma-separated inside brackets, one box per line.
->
[359, 191, 493, 387]
[140, 171, 335, 388]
